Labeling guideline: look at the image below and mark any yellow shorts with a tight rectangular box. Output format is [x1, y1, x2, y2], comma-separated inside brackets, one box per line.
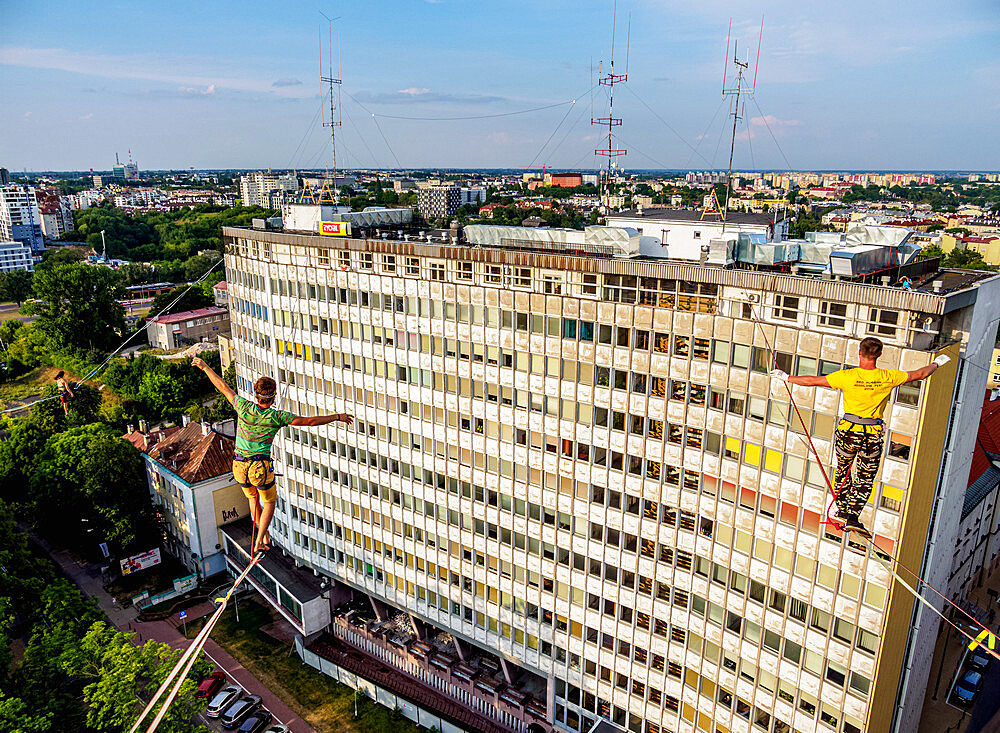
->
[232, 457, 277, 503]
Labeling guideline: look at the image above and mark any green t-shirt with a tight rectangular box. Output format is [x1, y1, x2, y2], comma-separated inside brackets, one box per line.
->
[234, 396, 294, 458]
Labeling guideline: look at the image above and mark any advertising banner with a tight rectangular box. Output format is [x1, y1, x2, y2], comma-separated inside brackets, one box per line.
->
[319, 221, 349, 237]
[120, 547, 162, 576]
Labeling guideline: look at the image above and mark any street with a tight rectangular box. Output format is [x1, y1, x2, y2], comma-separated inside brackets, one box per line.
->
[42, 541, 314, 733]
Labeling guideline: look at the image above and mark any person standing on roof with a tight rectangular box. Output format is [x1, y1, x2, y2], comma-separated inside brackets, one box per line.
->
[55, 370, 74, 416]
[192, 357, 353, 554]
[771, 337, 949, 538]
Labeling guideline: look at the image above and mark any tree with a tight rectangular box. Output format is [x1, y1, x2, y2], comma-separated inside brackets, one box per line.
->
[183, 251, 222, 281]
[28, 423, 156, 552]
[0, 269, 32, 306]
[29, 262, 126, 352]
[63, 623, 210, 733]
[146, 283, 212, 319]
[119, 262, 158, 286]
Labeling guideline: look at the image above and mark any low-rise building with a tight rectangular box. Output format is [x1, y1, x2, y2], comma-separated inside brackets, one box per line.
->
[212, 280, 228, 307]
[146, 306, 230, 350]
[217, 332, 235, 373]
[123, 420, 249, 579]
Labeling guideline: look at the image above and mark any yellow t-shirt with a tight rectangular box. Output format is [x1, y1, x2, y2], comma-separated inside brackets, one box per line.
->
[826, 367, 908, 429]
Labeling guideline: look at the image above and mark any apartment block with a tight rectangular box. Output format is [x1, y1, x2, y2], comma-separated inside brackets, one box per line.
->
[0, 184, 43, 252]
[418, 185, 462, 219]
[239, 171, 298, 208]
[0, 240, 34, 272]
[221, 219, 999, 733]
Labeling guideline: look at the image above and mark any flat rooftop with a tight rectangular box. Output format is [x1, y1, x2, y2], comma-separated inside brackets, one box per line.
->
[612, 207, 784, 225]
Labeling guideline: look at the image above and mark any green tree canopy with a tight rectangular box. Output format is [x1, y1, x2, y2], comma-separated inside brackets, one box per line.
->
[0, 269, 33, 306]
[27, 422, 156, 552]
[29, 262, 126, 352]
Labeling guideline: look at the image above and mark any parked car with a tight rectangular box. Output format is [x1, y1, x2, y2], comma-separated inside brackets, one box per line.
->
[262, 725, 289, 733]
[238, 710, 273, 733]
[195, 670, 227, 699]
[968, 651, 992, 671]
[206, 685, 243, 718]
[221, 694, 263, 730]
[954, 670, 983, 705]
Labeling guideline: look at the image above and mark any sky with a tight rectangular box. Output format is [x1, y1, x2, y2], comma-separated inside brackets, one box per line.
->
[1, 0, 998, 172]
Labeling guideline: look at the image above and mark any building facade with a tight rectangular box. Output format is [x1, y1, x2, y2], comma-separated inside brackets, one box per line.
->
[418, 185, 462, 219]
[221, 222, 999, 733]
[240, 172, 297, 208]
[145, 306, 230, 350]
[124, 421, 250, 579]
[0, 184, 43, 252]
[0, 240, 34, 272]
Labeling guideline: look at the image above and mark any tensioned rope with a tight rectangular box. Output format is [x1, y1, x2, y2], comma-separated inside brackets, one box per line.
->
[2, 257, 226, 415]
[130, 516, 264, 733]
[745, 290, 1000, 660]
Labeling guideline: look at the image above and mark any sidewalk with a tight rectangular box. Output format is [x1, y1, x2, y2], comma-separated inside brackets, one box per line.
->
[48, 546, 314, 733]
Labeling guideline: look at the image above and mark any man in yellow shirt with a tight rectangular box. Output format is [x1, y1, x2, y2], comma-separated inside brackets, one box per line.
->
[772, 337, 949, 537]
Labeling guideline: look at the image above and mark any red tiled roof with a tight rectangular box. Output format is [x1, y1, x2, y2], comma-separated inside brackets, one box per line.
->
[146, 422, 235, 484]
[213, 281, 228, 290]
[151, 306, 228, 325]
[968, 391, 1000, 487]
[121, 425, 180, 453]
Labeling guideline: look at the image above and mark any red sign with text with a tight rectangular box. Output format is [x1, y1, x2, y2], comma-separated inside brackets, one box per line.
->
[320, 221, 349, 236]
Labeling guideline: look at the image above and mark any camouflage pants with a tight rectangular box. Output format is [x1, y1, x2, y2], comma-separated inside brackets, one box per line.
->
[833, 428, 884, 516]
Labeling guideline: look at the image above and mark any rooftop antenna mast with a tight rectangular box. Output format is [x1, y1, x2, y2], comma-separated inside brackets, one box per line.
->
[591, 2, 629, 212]
[319, 13, 342, 200]
[718, 15, 763, 234]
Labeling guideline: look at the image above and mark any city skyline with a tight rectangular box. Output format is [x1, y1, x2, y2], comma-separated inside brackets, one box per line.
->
[1, 0, 998, 172]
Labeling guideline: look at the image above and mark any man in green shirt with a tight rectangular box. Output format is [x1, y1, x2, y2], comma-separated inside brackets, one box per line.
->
[193, 357, 353, 554]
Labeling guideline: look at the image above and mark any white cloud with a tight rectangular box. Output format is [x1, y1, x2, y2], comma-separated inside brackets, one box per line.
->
[79, 112, 93, 120]
[0, 46, 311, 98]
[398, 87, 431, 96]
[735, 114, 799, 141]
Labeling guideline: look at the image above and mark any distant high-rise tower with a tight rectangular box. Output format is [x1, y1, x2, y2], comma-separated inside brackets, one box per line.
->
[0, 184, 43, 252]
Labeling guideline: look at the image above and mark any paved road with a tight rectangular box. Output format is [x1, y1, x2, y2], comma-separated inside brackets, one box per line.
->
[43, 543, 314, 733]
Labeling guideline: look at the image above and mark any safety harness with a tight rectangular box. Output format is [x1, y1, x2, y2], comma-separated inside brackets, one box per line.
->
[233, 454, 276, 490]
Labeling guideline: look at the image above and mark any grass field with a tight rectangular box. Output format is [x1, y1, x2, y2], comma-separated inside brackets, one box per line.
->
[185, 599, 421, 733]
[0, 365, 64, 403]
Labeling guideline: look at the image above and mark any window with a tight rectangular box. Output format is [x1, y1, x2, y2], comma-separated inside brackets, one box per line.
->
[456, 262, 473, 281]
[819, 301, 847, 328]
[512, 267, 531, 288]
[774, 294, 799, 321]
[869, 308, 899, 337]
[429, 262, 446, 281]
[888, 433, 912, 461]
[405, 256, 420, 275]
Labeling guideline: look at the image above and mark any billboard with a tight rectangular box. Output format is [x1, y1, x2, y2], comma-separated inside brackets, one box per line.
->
[319, 221, 349, 237]
[120, 547, 162, 576]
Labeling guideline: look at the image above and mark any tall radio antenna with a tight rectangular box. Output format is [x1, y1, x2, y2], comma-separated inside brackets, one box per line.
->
[319, 13, 342, 196]
[591, 2, 629, 212]
[714, 15, 763, 233]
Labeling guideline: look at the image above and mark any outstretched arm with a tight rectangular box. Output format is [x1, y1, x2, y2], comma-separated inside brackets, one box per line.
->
[291, 412, 354, 427]
[787, 375, 831, 388]
[192, 356, 236, 406]
[906, 355, 950, 383]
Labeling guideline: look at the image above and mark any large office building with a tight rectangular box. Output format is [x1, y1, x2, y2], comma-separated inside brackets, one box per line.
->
[221, 211, 999, 733]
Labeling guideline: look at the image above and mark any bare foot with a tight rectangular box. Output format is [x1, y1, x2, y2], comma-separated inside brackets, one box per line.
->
[253, 531, 272, 555]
